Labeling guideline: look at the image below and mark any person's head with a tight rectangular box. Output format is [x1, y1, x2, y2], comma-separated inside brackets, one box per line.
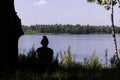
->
[41, 35, 49, 47]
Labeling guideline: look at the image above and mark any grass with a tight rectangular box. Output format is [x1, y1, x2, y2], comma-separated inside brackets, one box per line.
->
[1, 46, 120, 80]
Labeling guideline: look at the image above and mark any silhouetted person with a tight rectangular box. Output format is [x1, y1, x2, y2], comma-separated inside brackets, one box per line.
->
[36, 35, 53, 72]
[0, 0, 24, 75]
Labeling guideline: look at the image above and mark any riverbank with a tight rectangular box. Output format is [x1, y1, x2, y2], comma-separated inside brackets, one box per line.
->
[2, 47, 120, 80]
[24, 32, 116, 35]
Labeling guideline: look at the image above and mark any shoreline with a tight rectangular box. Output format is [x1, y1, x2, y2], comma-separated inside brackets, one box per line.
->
[23, 32, 115, 35]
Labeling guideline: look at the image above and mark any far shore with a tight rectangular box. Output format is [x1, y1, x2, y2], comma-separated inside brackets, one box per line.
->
[23, 32, 116, 35]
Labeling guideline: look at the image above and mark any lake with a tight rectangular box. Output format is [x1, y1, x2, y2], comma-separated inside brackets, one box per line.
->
[18, 34, 120, 62]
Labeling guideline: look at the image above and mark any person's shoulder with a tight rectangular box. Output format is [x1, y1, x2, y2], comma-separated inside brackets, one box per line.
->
[36, 47, 42, 52]
[37, 47, 40, 50]
[47, 48, 53, 52]
[48, 47, 53, 50]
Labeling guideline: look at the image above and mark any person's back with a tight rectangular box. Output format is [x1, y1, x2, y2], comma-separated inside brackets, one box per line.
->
[36, 35, 53, 71]
[37, 47, 53, 64]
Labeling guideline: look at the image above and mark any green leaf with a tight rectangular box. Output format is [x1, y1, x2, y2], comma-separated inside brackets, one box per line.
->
[97, 0, 102, 5]
[103, 0, 108, 4]
[87, 0, 95, 2]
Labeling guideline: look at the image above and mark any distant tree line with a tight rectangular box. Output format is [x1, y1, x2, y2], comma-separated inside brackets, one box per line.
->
[22, 24, 120, 34]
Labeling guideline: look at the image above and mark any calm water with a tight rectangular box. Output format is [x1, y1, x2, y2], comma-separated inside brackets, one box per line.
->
[18, 34, 120, 61]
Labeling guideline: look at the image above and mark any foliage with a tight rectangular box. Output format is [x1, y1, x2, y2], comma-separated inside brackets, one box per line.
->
[110, 54, 120, 68]
[1, 46, 120, 80]
[59, 46, 76, 67]
[22, 24, 120, 34]
[88, 53, 102, 69]
[83, 51, 102, 69]
[18, 45, 38, 69]
[87, 0, 120, 9]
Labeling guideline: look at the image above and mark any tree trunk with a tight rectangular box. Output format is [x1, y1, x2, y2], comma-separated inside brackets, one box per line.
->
[0, 0, 24, 74]
[111, 2, 119, 60]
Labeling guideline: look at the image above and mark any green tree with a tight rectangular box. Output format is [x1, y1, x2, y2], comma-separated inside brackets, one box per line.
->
[87, 0, 120, 60]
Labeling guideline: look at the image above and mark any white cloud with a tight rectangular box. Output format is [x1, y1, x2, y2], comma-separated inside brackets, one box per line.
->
[33, 0, 48, 6]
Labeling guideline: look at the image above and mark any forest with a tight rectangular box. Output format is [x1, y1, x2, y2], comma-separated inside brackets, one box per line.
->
[22, 24, 120, 34]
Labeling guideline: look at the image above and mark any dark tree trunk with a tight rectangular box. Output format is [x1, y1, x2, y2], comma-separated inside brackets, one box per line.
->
[0, 0, 24, 74]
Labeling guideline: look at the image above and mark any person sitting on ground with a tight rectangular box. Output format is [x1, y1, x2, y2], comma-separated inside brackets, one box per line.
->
[36, 35, 53, 71]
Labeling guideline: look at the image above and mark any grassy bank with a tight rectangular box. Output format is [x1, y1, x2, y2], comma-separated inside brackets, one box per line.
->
[1, 47, 120, 80]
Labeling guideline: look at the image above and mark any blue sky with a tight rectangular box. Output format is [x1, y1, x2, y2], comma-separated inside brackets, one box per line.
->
[15, 0, 120, 26]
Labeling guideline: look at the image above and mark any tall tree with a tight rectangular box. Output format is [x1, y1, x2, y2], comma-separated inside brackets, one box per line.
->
[0, 0, 24, 74]
[87, 0, 120, 60]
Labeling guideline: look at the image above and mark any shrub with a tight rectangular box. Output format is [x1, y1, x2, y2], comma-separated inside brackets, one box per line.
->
[59, 46, 76, 67]
[88, 53, 102, 69]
